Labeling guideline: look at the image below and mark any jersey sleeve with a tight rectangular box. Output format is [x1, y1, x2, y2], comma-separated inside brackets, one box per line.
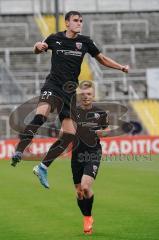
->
[87, 38, 101, 57]
[42, 34, 54, 49]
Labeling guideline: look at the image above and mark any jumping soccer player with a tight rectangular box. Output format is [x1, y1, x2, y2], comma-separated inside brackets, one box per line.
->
[71, 81, 109, 235]
[11, 11, 129, 188]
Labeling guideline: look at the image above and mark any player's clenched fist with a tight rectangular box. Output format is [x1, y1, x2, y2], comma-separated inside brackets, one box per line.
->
[33, 42, 48, 54]
[121, 65, 129, 73]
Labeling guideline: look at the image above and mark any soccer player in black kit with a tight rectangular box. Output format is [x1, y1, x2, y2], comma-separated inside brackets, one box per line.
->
[71, 81, 109, 235]
[11, 11, 129, 188]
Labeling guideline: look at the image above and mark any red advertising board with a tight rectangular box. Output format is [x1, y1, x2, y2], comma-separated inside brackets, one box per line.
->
[0, 135, 159, 160]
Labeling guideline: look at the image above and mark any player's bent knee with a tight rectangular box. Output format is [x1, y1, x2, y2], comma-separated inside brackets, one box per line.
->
[76, 190, 83, 200]
[36, 102, 51, 117]
[75, 185, 83, 199]
[81, 184, 90, 194]
[82, 186, 93, 198]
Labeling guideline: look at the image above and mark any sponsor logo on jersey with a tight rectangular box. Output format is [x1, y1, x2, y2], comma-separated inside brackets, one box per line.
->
[56, 41, 62, 45]
[56, 50, 82, 57]
[76, 42, 82, 50]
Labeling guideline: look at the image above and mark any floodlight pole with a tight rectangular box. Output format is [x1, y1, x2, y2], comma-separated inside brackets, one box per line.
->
[55, 0, 59, 32]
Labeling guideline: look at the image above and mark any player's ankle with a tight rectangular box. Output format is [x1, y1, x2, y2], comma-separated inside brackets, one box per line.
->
[13, 151, 22, 157]
[40, 163, 48, 170]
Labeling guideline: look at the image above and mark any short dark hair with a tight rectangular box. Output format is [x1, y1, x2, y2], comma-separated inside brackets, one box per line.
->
[65, 11, 82, 21]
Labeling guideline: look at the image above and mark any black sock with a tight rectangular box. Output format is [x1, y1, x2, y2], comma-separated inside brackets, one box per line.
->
[42, 132, 76, 167]
[16, 114, 47, 153]
[77, 195, 94, 216]
[84, 195, 94, 216]
[77, 198, 86, 216]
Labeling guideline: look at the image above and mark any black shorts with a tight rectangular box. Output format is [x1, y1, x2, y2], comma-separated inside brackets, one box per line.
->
[71, 148, 102, 184]
[39, 84, 76, 122]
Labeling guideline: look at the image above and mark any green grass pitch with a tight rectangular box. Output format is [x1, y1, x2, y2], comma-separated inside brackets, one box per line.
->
[0, 155, 159, 240]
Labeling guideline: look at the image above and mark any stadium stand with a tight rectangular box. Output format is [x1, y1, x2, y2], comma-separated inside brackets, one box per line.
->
[0, 15, 41, 47]
[83, 12, 159, 101]
[0, 59, 25, 103]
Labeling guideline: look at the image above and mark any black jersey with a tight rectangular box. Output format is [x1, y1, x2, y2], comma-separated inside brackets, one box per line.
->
[73, 105, 108, 153]
[44, 31, 100, 88]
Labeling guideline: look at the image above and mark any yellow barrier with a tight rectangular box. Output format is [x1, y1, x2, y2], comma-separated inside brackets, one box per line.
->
[131, 100, 159, 135]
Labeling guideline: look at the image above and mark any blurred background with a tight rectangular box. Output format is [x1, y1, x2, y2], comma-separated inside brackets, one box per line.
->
[0, 0, 159, 156]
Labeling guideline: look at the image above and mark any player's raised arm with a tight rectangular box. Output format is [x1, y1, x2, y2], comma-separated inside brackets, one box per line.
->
[33, 42, 48, 54]
[95, 53, 129, 73]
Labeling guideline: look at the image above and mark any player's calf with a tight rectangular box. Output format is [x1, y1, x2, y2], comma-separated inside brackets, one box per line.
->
[42, 132, 77, 167]
[17, 114, 47, 152]
[11, 114, 47, 167]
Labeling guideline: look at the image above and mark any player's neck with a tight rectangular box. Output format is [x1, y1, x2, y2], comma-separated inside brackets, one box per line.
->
[81, 104, 93, 110]
[65, 30, 78, 39]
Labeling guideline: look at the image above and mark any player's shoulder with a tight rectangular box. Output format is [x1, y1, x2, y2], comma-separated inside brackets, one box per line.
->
[45, 32, 64, 40]
[76, 106, 86, 115]
[77, 34, 93, 43]
[92, 104, 103, 112]
[48, 32, 94, 43]
[76, 105, 83, 112]
[77, 105, 103, 112]
[91, 105, 107, 117]
[54, 31, 65, 38]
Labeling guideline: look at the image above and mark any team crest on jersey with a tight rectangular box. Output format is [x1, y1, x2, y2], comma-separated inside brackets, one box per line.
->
[76, 42, 82, 50]
[94, 113, 100, 120]
[93, 165, 98, 172]
[93, 165, 98, 176]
